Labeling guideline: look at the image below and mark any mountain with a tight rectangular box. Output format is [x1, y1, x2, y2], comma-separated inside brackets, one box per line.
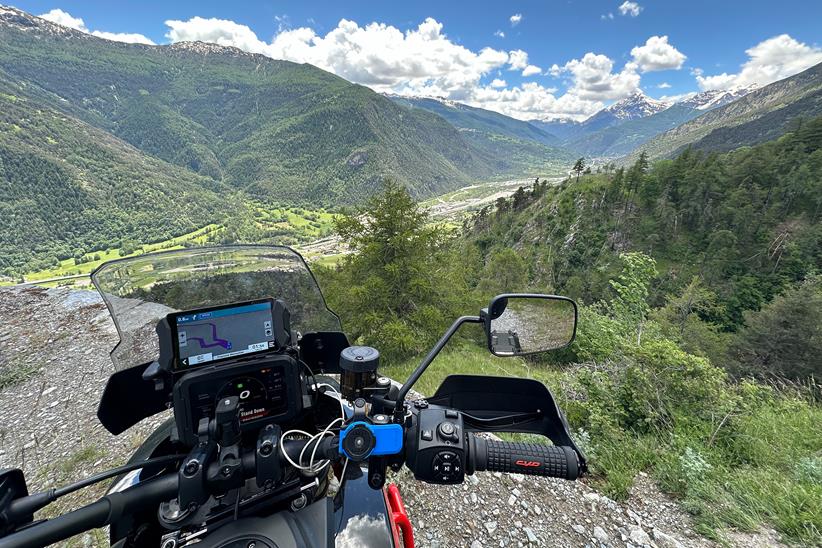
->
[0, 5, 572, 273]
[530, 92, 670, 150]
[566, 87, 758, 158]
[633, 62, 822, 160]
[464, 116, 822, 331]
[387, 95, 561, 146]
[0, 66, 233, 272]
[578, 92, 670, 134]
[528, 119, 583, 141]
[678, 85, 758, 110]
[0, 6, 570, 209]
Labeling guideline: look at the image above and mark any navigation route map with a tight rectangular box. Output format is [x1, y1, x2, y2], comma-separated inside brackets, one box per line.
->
[174, 302, 275, 367]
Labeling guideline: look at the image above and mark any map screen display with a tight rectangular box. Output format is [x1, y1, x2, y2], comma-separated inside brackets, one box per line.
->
[171, 300, 276, 368]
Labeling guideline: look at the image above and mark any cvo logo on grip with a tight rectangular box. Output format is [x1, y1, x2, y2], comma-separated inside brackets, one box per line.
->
[514, 459, 541, 467]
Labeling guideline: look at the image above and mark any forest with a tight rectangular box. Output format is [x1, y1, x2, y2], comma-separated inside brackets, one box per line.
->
[316, 119, 822, 544]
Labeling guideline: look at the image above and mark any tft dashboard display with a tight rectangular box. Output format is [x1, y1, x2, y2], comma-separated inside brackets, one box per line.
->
[169, 299, 276, 369]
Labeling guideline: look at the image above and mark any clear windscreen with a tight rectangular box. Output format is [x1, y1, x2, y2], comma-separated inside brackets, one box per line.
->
[91, 245, 341, 370]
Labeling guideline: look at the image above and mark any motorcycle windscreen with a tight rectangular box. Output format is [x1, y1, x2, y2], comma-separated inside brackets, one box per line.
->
[91, 245, 341, 372]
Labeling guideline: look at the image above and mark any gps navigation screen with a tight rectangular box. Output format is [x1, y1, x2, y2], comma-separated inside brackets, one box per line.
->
[172, 300, 276, 368]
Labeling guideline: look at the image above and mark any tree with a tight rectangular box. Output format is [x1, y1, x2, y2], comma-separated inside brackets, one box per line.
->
[573, 158, 586, 182]
[323, 179, 465, 360]
[728, 276, 821, 380]
[609, 252, 658, 344]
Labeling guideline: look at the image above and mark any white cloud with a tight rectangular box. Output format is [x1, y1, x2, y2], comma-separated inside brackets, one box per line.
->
[39, 8, 86, 30]
[165, 16, 268, 53]
[696, 34, 822, 90]
[508, 49, 528, 70]
[600, 13, 615, 20]
[490, 78, 507, 88]
[555, 52, 640, 100]
[509, 13, 522, 26]
[90, 31, 155, 45]
[618, 1, 642, 17]
[522, 65, 542, 77]
[494, 30, 505, 38]
[39, 8, 154, 44]
[657, 82, 672, 89]
[630, 35, 686, 72]
[506, 49, 542, 76]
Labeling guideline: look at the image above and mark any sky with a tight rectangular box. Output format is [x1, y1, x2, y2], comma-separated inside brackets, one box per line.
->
[9, 0, 822, 121]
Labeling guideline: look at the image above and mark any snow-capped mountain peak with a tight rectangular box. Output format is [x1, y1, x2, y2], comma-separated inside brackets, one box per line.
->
[678, 85, 758, 110]
[602, 91, 671, 120]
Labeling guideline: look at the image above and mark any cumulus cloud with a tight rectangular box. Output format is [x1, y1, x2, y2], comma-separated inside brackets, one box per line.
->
[494, 30, 505, 38]
[601, 13, 615, 20]
[522, 65, 542, 77]
[506, 49, 541, 76]
[39, 8, 154, 44]
[696, 34, 822, 90]
[630, 35, 686, 72]
[554, 52, 641, 100]
[490, 78, 507, 88]
[509, 13, 522, 26]
[657, 82, 672, 89]
[39, 8, 85, 30]
[618, 1, 642, 17]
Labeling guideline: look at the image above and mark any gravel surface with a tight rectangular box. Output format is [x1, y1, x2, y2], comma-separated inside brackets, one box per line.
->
[0, 287, 784, 547]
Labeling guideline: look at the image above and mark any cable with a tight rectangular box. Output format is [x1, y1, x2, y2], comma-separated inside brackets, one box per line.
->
[313, 382, 346, 421]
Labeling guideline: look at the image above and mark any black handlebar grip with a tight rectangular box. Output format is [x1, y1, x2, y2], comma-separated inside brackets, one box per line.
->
[469, 436, 579, 480]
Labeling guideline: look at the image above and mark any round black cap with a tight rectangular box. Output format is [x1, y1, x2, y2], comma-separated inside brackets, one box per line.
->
[340, 346, 380, 373]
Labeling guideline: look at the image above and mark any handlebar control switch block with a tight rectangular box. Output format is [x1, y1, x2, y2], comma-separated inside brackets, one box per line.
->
[406, 406, 466, 485]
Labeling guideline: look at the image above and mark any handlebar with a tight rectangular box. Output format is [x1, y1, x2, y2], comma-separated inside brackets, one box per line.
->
[0, 425, 581, 547]
[0, 438, 337, 548]
[468, 436, 579, 480]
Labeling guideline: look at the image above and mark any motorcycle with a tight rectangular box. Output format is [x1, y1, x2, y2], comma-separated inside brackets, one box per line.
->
[0, 245, 586, 547]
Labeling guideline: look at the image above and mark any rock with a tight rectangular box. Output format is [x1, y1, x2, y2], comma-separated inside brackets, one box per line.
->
[484, 521, 497, 534]
[524, 527, 538, 544]
[468, 474, 480, 486]
[508, 494, 517, 506]
[629, 525, 653, 547]
[653, 528, 685, 548]
[593, 526, 609, 544]
[584, 493, 600, 504]
[572, 524, 586, 535]
[471, 541, 483, 548]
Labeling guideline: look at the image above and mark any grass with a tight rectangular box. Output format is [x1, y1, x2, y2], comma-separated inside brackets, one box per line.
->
[253, 203, 337, 242]
[22, 224, 222, 282]
[381, 342, 566, 399]
[382, 344, 822, 545]
[59, 446, 107, 476]
[0, 359, 41, 389]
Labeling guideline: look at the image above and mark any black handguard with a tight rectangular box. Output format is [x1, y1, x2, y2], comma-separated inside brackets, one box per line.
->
[468, 435, 579, 480]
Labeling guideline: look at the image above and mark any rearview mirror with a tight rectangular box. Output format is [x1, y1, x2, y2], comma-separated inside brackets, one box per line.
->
[485, 294, 577, 356]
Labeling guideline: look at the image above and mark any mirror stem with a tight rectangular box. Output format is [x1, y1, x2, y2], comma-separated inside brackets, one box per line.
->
[393, 316, 483, 419]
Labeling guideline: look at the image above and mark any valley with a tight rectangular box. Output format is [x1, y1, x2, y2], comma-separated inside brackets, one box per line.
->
[0, 5, 821, 547]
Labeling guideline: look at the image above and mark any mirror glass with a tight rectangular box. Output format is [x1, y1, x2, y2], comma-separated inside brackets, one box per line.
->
[488, 296, 576, 356]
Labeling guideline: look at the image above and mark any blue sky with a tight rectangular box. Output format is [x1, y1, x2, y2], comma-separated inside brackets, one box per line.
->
[10, 0, 822, 121]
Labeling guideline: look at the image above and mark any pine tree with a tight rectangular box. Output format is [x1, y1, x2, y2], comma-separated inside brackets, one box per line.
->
[573, 158, 586, 182]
